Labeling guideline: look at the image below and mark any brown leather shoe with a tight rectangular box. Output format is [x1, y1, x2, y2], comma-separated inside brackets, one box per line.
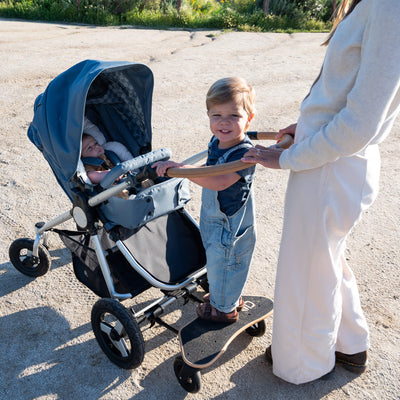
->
[265, 345, 273, 365]
[335, 350, 368, 373]
[202, 293, 244, 311]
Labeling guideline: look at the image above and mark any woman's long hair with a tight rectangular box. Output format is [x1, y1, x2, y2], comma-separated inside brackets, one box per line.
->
[323, 0, 363, 45]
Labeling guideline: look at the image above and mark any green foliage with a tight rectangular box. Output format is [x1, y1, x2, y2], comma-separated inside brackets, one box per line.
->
[262, 0, 333, 22]
[0, 0, 332, 31]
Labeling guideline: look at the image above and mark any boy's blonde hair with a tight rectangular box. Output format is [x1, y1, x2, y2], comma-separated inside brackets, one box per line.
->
[206, 77, 255, 116]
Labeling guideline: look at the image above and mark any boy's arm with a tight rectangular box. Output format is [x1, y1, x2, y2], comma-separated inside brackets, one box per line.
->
[189, 172, 241, 191]
[152, 160, 241, 191]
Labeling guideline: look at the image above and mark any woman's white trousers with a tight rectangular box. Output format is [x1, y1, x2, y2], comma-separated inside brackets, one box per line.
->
[272, 145, 380, 384]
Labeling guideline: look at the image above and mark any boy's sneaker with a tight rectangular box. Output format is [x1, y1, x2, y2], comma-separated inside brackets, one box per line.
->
[335, 350, 368, 373]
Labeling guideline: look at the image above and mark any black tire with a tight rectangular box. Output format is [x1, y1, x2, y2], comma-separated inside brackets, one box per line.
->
[9, 238, 51, 277]
[173, 355, 201, 393]
[198, 275, 209, 294]
[246, 319, 266, 337]
[91, 298, 145, 369]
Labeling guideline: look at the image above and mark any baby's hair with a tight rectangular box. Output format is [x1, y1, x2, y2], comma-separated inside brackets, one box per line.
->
[81, 133, 96, 158]
[206, 77, 255, 116]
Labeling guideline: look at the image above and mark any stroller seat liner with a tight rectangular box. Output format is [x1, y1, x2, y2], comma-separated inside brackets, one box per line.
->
[59, 210, 205, 297]
[119, 210, 206, 284]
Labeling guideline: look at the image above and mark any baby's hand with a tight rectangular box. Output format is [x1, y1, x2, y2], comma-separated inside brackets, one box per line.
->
[151, 160, 185, 177]
[87, 169, 110, 184]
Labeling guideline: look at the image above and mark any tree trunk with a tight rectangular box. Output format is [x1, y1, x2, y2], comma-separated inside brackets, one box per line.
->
[263, 0, 269, 15]
[177, 0, 182, 12]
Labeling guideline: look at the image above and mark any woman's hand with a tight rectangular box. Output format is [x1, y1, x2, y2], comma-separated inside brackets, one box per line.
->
[276, 123, 297, 142]
[241, 144, 283, 169]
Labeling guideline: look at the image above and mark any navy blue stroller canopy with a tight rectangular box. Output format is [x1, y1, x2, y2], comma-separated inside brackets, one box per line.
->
[27, 59, 190, 230]
[28, 59, 154, 200]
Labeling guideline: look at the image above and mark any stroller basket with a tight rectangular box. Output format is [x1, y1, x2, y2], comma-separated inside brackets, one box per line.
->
[58, 229, 149, 298]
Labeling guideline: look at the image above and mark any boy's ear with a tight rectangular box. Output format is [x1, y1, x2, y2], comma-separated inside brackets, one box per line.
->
[247, 112, 255, 124]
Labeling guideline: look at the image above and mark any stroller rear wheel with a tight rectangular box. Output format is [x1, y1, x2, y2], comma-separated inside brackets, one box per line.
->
[9, 238, 51, 277]
[91, 298, 145, 369]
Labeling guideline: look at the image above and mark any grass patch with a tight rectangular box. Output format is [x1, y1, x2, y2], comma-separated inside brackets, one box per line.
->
[0, 0, 333, 32]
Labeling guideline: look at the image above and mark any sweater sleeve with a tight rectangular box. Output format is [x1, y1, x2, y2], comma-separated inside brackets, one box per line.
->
[280, 0, 400, 171]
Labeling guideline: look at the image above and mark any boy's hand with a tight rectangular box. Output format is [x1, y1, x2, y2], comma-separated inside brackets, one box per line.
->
[151, 160, 185, 177]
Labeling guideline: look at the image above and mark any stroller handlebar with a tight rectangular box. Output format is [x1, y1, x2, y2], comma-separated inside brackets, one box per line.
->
[100, 148, 172, 189]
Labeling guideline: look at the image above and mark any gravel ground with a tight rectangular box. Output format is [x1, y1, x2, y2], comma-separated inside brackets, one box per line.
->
[0, 19, 399, 400]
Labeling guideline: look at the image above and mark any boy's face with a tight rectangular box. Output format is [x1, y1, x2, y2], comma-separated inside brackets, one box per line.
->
[208, 101, 254, 149]
[81, 135, 104, 158]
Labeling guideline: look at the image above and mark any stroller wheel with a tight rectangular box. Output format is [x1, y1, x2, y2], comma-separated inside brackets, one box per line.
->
[9, 238, 51, 277]
[173, 355, 201, 393]
[245, 319, 266, 337]
[91, 298, 144, 369]
[198, 275, 209, 294]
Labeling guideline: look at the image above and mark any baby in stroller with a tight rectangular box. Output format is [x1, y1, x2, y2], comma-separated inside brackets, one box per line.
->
[80, 117, 156, 198]
[81, 132, 118, 184]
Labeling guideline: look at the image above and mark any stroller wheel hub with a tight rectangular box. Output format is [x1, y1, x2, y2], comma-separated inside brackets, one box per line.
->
[110, 328, 121, 341]
[72, 207, 88, 229]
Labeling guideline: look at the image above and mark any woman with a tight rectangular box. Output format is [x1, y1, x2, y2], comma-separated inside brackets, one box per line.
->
[242, 0, 400, 384]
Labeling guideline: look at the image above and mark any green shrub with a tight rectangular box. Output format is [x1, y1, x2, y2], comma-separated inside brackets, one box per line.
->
[0, 0, 332, 30]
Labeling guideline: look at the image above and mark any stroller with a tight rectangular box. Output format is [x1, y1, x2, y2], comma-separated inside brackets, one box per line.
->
[9, 59, 209, 371]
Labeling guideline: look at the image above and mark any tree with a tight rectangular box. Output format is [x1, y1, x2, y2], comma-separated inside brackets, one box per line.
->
[263, 0, 269, 15]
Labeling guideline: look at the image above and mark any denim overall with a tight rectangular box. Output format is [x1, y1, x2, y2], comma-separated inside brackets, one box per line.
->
[200, 140, 256, 313]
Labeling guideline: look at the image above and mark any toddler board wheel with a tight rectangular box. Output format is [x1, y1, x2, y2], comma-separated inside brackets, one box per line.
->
[9, 238, 51, 277]
[245, 319, 266, 337]
[173, 355, 201, 394]
[91, 298, 145, 369]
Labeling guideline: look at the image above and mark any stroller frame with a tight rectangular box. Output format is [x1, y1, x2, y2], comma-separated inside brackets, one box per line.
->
[12, 175, 209, 369]
[9, 59, 209, 371]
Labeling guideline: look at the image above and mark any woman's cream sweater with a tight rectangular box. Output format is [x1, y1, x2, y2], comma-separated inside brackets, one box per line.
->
[280, 0, 400, 171]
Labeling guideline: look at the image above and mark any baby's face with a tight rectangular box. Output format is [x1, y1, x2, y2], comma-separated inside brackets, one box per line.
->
[81, 135, 104, 158]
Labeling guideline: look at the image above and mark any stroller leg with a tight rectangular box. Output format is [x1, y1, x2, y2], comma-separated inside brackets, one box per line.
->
[91, 234, 131, 300]
[32, 211, 73, 258]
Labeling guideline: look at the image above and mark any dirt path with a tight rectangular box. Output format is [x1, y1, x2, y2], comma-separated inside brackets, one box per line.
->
[0, 19, 399, 400]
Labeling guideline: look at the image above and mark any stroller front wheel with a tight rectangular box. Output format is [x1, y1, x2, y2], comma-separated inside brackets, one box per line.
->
[91, 298, 145, 369]
[9, 238, 51, 277]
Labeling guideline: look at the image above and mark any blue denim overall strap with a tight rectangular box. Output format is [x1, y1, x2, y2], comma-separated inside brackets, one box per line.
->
[200, 139, 256, 313]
